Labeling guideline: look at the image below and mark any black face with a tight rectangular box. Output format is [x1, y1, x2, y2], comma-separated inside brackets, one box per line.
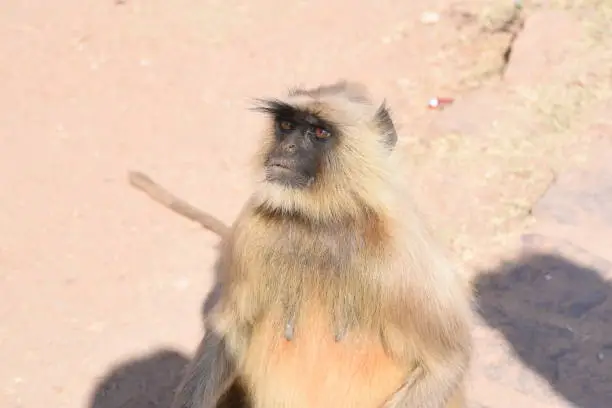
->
[263, 104, 336, 189]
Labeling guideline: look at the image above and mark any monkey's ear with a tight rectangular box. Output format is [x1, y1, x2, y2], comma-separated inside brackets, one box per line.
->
[374, 102, 398, 151]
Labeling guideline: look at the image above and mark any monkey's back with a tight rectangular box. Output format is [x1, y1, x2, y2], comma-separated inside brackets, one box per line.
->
[239, 299, 405, 408]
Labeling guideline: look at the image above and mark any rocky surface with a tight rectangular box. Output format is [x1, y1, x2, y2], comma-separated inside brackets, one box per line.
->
[472, 110, 612, 407]
[503, 10, 585, 86]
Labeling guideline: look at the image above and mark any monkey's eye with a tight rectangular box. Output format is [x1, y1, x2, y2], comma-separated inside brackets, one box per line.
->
[279, 120, 295, 131]
[313, 127, 331, 140]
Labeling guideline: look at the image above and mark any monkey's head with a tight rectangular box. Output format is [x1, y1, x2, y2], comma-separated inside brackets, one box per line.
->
[251, 81, 399, 222]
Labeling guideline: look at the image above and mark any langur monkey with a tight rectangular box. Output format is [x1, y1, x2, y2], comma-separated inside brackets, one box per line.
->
[140, 81, 473, 408]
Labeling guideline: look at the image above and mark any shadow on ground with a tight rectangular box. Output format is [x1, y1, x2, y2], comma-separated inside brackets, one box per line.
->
[88, 349, 189, 408]
[88, 257, 223, 408]
[475, 251, 612, 407]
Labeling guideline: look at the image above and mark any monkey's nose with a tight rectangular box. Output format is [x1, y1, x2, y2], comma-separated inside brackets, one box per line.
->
[285, 143, 297, 153]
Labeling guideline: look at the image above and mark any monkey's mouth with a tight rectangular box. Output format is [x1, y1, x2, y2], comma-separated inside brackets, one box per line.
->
[266, 163, 297, 180]
[266, 158, 296, 171]
[265, 159, 311, 188]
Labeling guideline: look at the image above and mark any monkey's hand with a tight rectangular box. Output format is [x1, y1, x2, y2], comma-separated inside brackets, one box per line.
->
[381, 346, 469, 408]
[379, 292, 471, 408]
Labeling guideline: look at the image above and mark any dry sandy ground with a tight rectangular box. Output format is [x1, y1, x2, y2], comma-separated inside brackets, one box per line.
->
[1, 1, 611, 407]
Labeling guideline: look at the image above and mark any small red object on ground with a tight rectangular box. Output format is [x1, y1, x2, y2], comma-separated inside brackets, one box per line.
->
[428, 97, 454, 109]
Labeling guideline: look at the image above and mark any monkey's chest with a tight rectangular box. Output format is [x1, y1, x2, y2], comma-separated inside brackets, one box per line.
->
[240, 303, 405, 408]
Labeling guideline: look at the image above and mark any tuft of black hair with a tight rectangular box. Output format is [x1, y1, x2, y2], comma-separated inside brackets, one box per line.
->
[250, 98, 298, 119]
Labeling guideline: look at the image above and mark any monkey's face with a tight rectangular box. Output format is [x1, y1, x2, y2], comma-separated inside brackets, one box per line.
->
[263, 109, 336, 189]
[252, 82, 399, 221]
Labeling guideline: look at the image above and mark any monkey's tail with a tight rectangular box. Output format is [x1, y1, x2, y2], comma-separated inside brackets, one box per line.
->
[128, 170, 229, 237]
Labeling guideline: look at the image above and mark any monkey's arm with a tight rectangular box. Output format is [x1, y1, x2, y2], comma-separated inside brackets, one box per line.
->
[382, 340, 469, 408]
[171, 327, 239, 408]
[382, 295, 472, 408]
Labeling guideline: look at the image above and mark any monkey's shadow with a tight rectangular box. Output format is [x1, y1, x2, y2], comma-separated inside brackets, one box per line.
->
[88, 349, 190, 408]
[88, 250, 224, 408]
[475, 251, 612, 407]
